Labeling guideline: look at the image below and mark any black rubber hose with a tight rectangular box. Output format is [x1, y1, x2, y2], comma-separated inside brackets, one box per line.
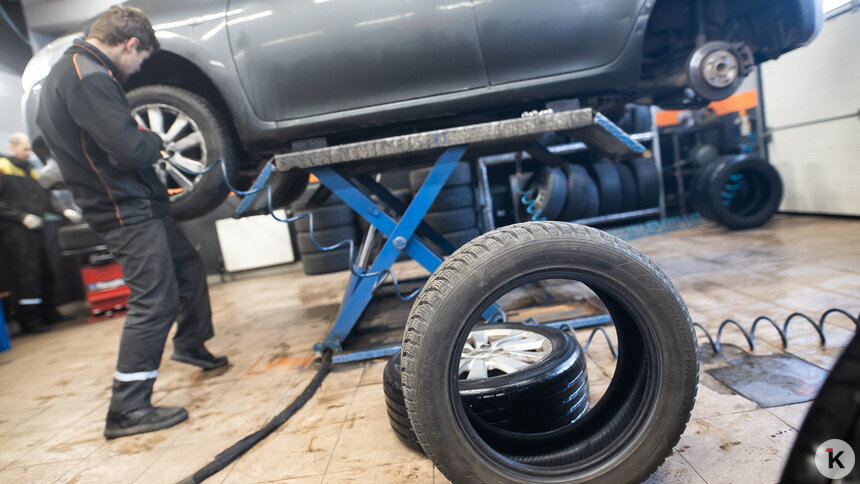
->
[178, 351, 333, 484]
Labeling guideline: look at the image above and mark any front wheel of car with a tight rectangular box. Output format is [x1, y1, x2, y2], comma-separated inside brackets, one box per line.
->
[127, 85, 238, 221]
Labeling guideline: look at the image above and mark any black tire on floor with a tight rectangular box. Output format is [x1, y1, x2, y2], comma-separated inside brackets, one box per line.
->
[429, 185, 475, 212]
[301, 247, 352, 275]
[57, 223, 104, 251]
[627, 158, 660, 209]
[127, 85, 238, 222]
[559, 164, 591, 221]
[385, 323, 590, 453]
[401, 222, 698, 484]
[295, 204, 355, 232]
[296, 226, 357, 254]
[384, 352, 426, 454]
[458, 324, 589, 444]
[529, 167, 568, 221]
[693, 155, 783, 230]
[690, 160, 722, 221]
[589, 161, 622, 215]
[409, 162, 474, 193]
[442, 228, 481, 249]
[615, 163, 639, 213]
[781, 332, 860, 484]
[423, 207, 477, 233]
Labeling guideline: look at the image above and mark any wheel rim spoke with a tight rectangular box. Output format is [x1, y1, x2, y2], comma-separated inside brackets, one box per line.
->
[132, 112, 147, 129]
[498, 337, 546, 352]
[170, 153, 206, 174]
[471, 331, 489, 348]
[163, 114, 190, 142]
[165, 163, 195, 190]
[466, 359, 488, 380]
[487, 354, 529, 374]
[172, 131, 203, 153]
[147, 107, 164, 135]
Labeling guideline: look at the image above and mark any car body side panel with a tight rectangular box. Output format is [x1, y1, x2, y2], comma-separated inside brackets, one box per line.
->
[226, 0, 488, 122]
[474, 0, 649, 85]
[131, 0, 285, 149]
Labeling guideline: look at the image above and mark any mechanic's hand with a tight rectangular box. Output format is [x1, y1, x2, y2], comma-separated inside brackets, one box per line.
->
[22, 213, 44, 230]
[63, 209, 83, 223]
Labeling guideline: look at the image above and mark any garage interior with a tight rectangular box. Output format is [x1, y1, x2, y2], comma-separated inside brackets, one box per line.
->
[1, 1, 859, 483]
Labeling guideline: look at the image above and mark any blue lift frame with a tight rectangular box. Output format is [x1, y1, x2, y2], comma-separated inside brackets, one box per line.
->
[239, 108, 646, 363]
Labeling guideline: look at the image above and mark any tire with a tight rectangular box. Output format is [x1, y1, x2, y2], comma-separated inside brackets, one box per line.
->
[588, 162, 622, 215]
[429, 185, 475, 212]
[384, 353, 425, 453]
[614, 163, 638, 213]
[693, 155, 783, 230]
[627, 158, 659, 209]
[57, 223, 104, 251]
[443, 228, 481, 249]
[127, 85, 237, 221]
[781, 332, 860, 484]
[409, 162, 474, 193]
[401, 222, 698, 484]
[690, 160, 722, 221]
[385, 323, 589, 453]
[301, 247, 351, 275]
[580, 174, 600, 219]
[529, 167, 568, 221]
[458, 324, 589, 443]
[559, 165, 590, 221]
[296, 226, 357, 254]
[424, 207, 477, 233]
[295, 204, 355, 232]
[380, 170, 412, 191]
[687, 143, 719, 167]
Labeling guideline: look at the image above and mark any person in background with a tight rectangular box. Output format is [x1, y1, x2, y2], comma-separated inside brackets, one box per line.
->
[0, 132, 81, 333]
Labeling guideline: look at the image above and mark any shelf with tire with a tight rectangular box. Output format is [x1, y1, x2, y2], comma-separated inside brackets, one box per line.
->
[660, 106, 783, 230]
[478, 104, 666, 229]
[408, 162, 482, 253]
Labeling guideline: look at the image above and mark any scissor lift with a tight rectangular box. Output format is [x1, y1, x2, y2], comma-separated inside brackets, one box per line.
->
[239, 108, 645, 363]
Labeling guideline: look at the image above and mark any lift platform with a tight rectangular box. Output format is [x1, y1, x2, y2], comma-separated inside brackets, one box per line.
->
[239, 108, 645, 363]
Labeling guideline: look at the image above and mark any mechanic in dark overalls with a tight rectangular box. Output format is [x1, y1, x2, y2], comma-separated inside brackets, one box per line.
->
[36, 5, 227, 439]
[0, 133, 79, 333]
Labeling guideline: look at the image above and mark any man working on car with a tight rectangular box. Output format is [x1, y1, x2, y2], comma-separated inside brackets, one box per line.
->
[36, 5, 227, 439]
[0, 132, 80, 334]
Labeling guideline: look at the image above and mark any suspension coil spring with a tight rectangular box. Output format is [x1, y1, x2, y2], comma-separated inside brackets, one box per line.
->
[721, 173, 744, 206]
[168, 157, 422, 301]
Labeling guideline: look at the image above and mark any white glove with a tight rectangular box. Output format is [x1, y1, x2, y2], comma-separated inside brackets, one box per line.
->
[63, 209, 83, 223]
[22, 213, 44, 230]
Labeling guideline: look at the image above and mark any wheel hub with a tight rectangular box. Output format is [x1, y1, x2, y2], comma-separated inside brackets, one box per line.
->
[701, 50, 739, 89]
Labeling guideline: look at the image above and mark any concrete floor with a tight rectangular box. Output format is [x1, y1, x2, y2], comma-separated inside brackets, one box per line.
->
[1, 214, 858, 483]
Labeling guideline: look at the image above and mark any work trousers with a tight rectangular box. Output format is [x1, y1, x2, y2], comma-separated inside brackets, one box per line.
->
[0, 224, 55, 329]
[99, 216, 213, 412]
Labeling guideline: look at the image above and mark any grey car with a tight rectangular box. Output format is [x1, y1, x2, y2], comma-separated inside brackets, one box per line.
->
[22, 0, 822, 220]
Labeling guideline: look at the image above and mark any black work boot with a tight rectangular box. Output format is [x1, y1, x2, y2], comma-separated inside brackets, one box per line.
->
[104, 405, 188, 439]
[18, 306, 51, 334]
[171, 345, 228, 370]
[105, 379, 188, 439]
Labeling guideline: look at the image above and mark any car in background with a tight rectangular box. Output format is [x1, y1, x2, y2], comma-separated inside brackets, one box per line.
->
[22, 0, 822, 220]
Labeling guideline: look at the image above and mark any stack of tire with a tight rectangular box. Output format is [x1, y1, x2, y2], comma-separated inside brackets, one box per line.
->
[294, 196, 359, 275]
[691, 154, 783, 229]
[526, 158, 659, 222]
[384, 323, 589, 453]
[409, 162, 480, 253]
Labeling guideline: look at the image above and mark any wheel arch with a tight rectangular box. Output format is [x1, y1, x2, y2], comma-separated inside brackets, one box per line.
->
[125, 50, 246, 160]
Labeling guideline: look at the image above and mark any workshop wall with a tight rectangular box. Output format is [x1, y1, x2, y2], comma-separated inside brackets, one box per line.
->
[762, 9, 860, 216]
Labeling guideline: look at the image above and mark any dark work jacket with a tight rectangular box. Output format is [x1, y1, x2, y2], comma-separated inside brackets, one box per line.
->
[36, 40, 167, 233]
[0, 155, 53, 230]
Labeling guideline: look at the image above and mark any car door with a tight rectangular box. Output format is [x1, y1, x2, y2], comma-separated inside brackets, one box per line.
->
[473, 0, 647, 85]
[226, 0, 487, 122]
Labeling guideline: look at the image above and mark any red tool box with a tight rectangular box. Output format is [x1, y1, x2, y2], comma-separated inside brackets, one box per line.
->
[80, 263, 130, 321]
